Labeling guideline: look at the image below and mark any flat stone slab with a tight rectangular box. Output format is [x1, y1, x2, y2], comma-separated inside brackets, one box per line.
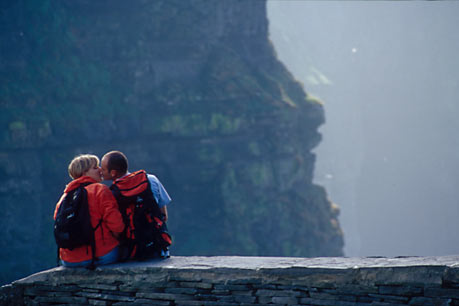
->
[14, 255, 459, 286]
[143, 255, 459, 268]
[107, 255, 459, 270]
[4, 256, 459, 306]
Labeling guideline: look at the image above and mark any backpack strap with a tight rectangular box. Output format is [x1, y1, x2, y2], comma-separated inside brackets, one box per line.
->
[87, 218, 103, 270]
[56, 248, 61, 267]
[110, 183, 130, 235]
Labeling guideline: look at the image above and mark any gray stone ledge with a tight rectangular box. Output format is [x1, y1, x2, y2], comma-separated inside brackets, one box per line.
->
[3, 255, 459, 306]
[11, 255, 459, 287]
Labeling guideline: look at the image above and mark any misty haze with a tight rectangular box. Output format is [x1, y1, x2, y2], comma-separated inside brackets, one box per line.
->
[268, 1, 459, 257]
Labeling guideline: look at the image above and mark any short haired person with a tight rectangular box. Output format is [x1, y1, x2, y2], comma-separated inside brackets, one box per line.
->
[54, 154, 125, 267]
[101, 151, 172, 259]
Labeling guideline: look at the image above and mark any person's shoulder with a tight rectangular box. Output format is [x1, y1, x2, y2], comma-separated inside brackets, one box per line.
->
[147, 173, 160, 183]
[147, 173, 157, 178]
[89, 183, 117, 204]
[86, 182, 111, 194]
[87, 182, 108, 188]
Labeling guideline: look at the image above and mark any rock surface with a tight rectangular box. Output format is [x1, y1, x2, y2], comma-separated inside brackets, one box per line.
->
[2, 256, 459, 305]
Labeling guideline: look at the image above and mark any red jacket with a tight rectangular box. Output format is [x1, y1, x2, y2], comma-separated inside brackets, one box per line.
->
[54, 176, 125, 263]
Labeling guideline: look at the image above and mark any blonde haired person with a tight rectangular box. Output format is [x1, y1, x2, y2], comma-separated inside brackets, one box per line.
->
[54, 154, 125, 267]
[68, 154, 100, 179]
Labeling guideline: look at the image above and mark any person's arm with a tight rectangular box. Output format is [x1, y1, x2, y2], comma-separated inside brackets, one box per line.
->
[148, 174, 172, 221]
[54, 193, 66, 220]
[160, 206, 168, 222]
[98, 186, 125, 237]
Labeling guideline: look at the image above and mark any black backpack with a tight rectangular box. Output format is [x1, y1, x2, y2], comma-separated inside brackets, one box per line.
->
[110, 170, 172, 260]
[54, 182, 101, 268]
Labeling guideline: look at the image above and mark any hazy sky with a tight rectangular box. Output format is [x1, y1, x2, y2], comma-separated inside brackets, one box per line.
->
[268, 1, 459, 257]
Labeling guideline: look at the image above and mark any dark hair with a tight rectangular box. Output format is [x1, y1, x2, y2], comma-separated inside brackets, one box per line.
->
[106, 151, 128, 174]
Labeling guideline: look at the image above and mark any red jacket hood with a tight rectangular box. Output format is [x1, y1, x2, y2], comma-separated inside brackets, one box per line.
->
[64, 176, 98, 193]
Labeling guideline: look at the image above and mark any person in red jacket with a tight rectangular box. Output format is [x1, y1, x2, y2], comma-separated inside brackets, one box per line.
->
[54, 154, 125, 267]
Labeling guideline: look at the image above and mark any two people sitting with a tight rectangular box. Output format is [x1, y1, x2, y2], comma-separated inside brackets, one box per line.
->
[54, 151, 171, 268]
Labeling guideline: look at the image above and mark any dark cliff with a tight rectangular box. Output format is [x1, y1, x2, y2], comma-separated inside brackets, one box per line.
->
[0, 0, 343, 284]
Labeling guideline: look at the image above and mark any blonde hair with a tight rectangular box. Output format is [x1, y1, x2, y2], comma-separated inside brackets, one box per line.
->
[68, 154, 100, 179]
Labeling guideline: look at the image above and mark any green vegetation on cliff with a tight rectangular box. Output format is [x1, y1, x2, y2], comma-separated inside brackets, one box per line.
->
[0, 0, 343, 285]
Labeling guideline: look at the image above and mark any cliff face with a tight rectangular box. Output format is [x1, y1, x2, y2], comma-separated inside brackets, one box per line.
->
[0, 0, 343, 284]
